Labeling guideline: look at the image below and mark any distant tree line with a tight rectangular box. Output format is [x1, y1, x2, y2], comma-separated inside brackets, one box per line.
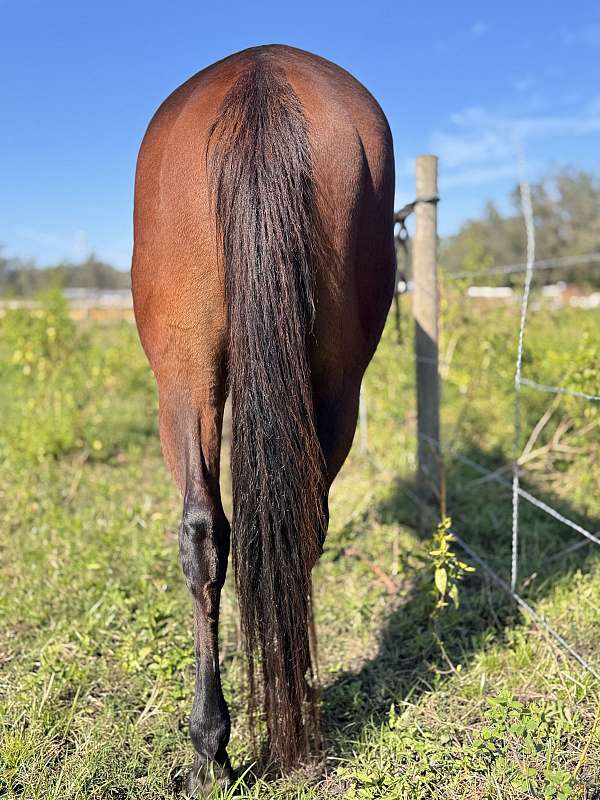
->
[438, 168, 600, 286]
[2, 167, 599, 296]
[0, 254, 130, 297]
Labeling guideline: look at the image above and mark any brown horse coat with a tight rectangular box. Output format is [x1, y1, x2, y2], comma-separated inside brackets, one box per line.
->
[132, 44, 395, 792]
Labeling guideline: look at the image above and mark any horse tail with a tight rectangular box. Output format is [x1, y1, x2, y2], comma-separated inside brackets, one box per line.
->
[207, 60, 326, 767]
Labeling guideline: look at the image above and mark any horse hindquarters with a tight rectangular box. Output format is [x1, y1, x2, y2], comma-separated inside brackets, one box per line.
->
[132, 44, 396, 787]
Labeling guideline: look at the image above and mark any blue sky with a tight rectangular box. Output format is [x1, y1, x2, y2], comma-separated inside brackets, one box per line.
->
[2, 1, 600, 268]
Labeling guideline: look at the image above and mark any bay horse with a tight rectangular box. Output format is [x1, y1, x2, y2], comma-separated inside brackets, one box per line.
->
[132, 44, 395, 794]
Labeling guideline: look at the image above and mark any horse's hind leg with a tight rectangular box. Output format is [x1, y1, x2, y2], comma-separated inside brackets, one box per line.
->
[156, 375, 234, 795]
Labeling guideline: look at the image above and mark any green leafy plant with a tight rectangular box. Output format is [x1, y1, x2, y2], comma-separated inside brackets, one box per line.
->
[429, 516, 475, 610]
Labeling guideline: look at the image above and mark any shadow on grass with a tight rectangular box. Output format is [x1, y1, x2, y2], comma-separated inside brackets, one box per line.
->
[321, 442, 600, 753]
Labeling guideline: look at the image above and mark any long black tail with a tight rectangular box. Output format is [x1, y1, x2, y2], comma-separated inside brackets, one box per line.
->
[208, 59, 326, 767]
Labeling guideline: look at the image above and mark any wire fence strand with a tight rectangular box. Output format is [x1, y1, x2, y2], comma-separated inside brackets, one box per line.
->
[519, 377, 600, 402]
[511, 159, 536, 592]
[406, 466, 600, 680]
[449, 529, 600, 682]
[414, 433, 600, 678]
[389, 180, 600, 682]
[418, 434, 600, 548]
[445, 251, 600, 281]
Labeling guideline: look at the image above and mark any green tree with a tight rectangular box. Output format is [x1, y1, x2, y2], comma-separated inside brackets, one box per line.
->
[440, 167, 600, 286]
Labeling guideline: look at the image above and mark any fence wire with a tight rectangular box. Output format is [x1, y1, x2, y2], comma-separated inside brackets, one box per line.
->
[453, 159, 598, 678]
[408, 460, 600, 682]
[445, 251, 600, 281]
[519, 377, 600, 402]
[415, 430, 600, 681]
[373, 182, 600, 682]
[417, 435, 600, 549]
[511, 160, 538, 592]
[449, 526, 600, 682]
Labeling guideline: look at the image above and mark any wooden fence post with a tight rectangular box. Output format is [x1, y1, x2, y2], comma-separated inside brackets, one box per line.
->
[413, 155, 441, 507]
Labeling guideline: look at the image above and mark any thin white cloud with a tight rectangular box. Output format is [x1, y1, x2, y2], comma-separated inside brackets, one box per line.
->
[431, 127, 511, 168]
[442, 162, 523, 189]
[426, 95, 600, 189]
[561, 24, 600, 47]
[471, 20, 488, 37]
[434, 104, 600, 168]
[586, 95, 600, 115]
[455, 107, 600, 140]
[14, 226, 90, 262]
[514, 75, 536, 93]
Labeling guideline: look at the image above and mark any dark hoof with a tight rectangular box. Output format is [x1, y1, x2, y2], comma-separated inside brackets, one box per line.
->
[185, 755, 235, 797]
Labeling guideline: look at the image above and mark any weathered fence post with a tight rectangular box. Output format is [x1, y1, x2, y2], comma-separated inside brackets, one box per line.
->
[413, 155, 441, 506]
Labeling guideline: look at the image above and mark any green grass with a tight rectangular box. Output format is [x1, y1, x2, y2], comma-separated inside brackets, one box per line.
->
[1, 289, 599, 798]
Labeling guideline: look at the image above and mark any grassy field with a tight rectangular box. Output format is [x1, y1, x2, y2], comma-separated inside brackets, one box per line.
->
[1, 288, 599, 799]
